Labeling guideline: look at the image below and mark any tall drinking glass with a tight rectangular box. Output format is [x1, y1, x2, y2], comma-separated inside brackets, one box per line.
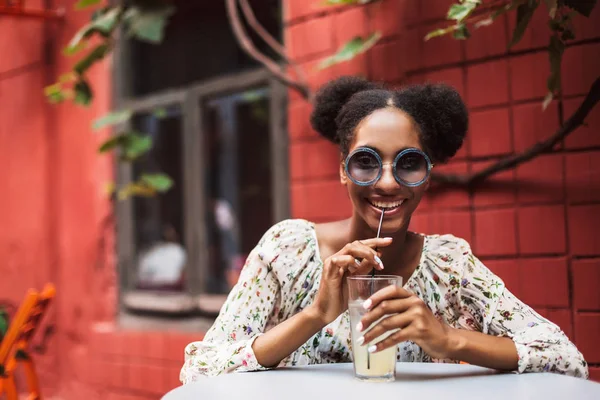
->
[347, 275, 403, 382]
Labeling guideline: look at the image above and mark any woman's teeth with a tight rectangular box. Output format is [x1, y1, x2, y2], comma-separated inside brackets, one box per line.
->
[368, 199, 404, 210]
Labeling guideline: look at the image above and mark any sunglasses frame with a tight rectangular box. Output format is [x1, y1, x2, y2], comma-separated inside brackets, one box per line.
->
[344, 147, 433, 187]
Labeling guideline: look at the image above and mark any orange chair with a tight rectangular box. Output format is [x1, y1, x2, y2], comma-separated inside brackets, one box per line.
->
[0, 284, 56, 400]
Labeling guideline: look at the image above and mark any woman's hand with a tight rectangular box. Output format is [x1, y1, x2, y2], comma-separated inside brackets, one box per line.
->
[357, 285, 452, 359]
[308, 237, 393, 326]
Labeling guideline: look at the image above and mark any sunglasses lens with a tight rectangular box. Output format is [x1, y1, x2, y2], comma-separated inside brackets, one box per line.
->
[347, 150, 380, 184]
[395, 151, 428, 184]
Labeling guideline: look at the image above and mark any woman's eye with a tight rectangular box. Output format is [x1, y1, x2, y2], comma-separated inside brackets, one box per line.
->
[399, 156, 419, 170]
[357, 156, 377, 168]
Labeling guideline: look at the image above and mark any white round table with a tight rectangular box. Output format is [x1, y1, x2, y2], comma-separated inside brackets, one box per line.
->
[163, 363, 599, 399]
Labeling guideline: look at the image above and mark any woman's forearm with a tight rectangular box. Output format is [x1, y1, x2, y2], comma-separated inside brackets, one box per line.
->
[446, 327, 519, 371]
[252, 305, 327, 368]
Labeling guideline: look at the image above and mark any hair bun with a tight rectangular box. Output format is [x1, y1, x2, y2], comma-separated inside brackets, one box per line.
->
[397, 83, 468, 163]
[310, 76, 381, 144]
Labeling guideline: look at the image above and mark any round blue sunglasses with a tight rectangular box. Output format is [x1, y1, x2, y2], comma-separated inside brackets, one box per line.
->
[344, 147, 433, 187]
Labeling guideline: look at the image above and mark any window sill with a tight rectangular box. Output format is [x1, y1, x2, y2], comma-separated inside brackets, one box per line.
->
[122, 290, 229, 316]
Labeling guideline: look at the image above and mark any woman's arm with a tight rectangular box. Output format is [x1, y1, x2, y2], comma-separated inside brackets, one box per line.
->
[444, 326, 518, 370]
[253, 237, 392, 367]
[252, 306, 325, 367]
[355, 285, 519, 370]
[485, 288, 588, 377]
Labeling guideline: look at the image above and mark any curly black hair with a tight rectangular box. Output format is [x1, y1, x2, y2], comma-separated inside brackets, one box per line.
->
[309, 76, 468, 164]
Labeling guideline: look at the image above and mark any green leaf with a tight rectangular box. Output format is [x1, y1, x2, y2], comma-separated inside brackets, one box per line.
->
[59, 73, 76, 83]
[424, 25, 456, 40]
[44, 82, 72, 104]
[74, 43, 110, 75]
[140, 173, 174, 192]
[66, 6, 122, 53]
[117, 182, 157, 200]
[98, 135, 124, 153]
[564, 0, 597, 17]
[447, 2, 478, 22]
[452, 23, 471, 39]
[547, 35, 565, 94]
[63, 41, 87, 56]
[74, 79, 93, 106]
[318, 32, 381, 70]
[98, 132, 153, 160]
[44, 82, 63, 96]
[508, 1, 539, 48]
[92, 110, 133, 131]
[124, 5, 175, 43]
[90, 6, 122, 33]
[475, 0, 520, 28]
[75, 0, 102, 9]
[543, 0, 558, 18]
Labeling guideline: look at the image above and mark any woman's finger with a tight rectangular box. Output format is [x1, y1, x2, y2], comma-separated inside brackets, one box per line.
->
[355, 237, 394, 249]
[341, 241, 384, 271]
[366, 325, 414, 354]
[363, 285, 414, 311]
[357, 297, 414, 333]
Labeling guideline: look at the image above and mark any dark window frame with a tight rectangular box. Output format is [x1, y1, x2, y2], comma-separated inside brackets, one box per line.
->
[112, 32, 289, 318]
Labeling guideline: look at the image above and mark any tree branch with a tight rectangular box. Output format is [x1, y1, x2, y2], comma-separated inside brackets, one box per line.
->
[238, 0, 308, 87]
[432, 76, 600, 186]
[225, 0, 312, 101]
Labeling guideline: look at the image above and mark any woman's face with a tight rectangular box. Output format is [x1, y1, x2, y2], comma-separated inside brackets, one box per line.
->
[340, 107, 429, 235]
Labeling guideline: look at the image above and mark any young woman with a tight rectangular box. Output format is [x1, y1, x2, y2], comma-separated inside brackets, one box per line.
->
[180, 76, 588, 382]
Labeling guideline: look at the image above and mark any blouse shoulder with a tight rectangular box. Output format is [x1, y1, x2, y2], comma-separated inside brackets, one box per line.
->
[418, 233, 500, 287]
[255, 219, 319, 284]
[421, 233, 474, 267]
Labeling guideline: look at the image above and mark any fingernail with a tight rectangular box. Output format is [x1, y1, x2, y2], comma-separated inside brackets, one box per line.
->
[356, 336, 365, 346]
[362, 299, 372, 310]
[356, 322, 363, 332]
[374, 256, 384, 269]
[383, 237, 393, 240]
[368, 345, 377, 353]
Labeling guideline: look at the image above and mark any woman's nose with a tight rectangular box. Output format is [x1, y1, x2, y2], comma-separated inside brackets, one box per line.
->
[374, 164, 399, 190]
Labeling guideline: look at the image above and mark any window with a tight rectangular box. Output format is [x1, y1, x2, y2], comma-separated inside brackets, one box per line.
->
[113, 1, 287, 318]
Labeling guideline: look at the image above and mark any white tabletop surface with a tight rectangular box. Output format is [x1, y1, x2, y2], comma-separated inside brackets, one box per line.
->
[163, 362, 600, 400]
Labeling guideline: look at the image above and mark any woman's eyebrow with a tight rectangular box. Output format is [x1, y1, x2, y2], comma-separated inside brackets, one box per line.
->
[357, 145, 414, 156]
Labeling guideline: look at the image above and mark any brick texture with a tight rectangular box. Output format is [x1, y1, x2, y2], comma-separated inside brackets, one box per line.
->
[517, 205, 566, 255]
[6, 3, 600, 400]
[466, 60, 509, 108]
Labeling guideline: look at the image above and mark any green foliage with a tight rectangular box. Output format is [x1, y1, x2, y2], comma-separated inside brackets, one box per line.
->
[98, 132, 153, 161]
[447, 0, 481, 22]
[93, 110, 133, 131]
[123, 4, 175, 43]
[318, 32, 382, 69]
[48, 0, 599, 199]
[110, 173, 174, 200]
[44, 1, 175, 199]
[75, 0, 102, 10]
[422, 0, 598, 107]
[508, 1, 539, 48]
[140, 173, 174, 192]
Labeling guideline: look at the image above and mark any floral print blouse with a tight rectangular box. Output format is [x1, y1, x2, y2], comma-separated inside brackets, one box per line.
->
[180, 219, 588, 383]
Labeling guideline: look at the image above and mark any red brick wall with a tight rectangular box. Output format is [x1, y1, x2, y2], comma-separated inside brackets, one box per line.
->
[284, 0, 600, 381]
[0, 0, 57, 392]
[1, 1, 199, 399]
[2, 1, 599, 398]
